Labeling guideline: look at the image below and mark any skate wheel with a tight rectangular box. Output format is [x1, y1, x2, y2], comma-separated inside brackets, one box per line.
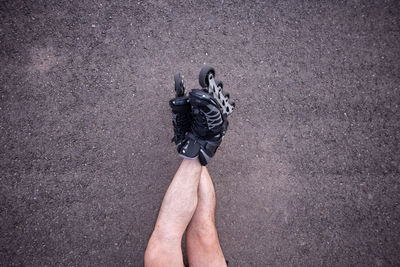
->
[199, 65, 215, 88]
[217, 91, 223, 101]
[226, 101, 236, 114]
[211, 80, 223, 94]
[215, 80, 223, 89]
[174, 73, 185, 97]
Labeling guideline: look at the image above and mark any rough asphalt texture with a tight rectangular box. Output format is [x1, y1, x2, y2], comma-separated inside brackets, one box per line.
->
[1, 0, 399, 266]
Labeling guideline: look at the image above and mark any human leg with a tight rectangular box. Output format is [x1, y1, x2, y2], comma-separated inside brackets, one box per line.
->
[144, 158, 202, 267]
[145, 67, 233, 266]
[185, 167, 227, 267]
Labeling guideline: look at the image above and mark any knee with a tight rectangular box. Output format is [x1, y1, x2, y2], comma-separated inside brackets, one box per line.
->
[145, 236, 166, 262]
[144, 243, 158, 266]
[144, 241, 168, 266]
[187, 223, 219, 248]
[144, 235, 182, 266]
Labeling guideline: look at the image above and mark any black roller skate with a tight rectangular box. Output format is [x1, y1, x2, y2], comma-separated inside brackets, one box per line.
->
[169, 73, 192, 154]
[181, 66, 235, 165]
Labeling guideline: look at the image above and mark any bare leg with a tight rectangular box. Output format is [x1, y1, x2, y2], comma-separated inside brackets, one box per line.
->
[186, 167, 227, 267]
[145, 158, 202, 267]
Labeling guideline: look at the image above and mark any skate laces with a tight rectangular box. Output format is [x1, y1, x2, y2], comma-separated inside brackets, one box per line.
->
[191, 110, 210, 137]
[174, 113, 191, 140]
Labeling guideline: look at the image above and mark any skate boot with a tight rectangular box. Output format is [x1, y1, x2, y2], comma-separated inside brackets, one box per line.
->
[169, 73, 192, 153]
[180, 66, 235, 165]
[187, 89, 228, 165]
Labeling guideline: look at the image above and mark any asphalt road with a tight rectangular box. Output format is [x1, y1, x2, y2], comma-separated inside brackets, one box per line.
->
[1, 0, 399, 266]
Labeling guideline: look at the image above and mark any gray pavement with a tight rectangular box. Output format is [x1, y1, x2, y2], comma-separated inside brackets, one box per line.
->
[1, 0, 399, 266]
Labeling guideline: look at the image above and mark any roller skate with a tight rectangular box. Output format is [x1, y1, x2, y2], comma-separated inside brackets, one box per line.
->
[169, 73, 192, 153]
[178, 66, 235, 165]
